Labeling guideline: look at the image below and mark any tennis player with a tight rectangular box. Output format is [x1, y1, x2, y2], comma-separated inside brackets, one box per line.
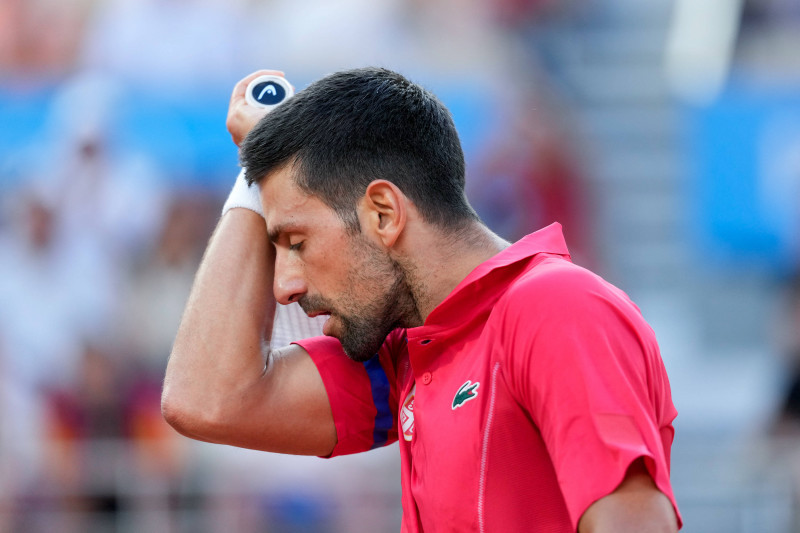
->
[163, 68, 681, 532]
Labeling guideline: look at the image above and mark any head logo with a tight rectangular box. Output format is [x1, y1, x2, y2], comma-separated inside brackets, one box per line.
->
[452, 380, 480, 410]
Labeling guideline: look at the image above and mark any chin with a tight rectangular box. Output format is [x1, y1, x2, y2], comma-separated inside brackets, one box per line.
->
[340, 343, 375, 363]
[340, 337, 384, 363]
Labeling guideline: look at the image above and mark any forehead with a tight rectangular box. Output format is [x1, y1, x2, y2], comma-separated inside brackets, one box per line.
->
[259, 164, 339, 237]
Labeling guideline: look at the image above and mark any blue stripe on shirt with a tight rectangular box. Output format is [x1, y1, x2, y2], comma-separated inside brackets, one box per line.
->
[363, 355, 393, 449]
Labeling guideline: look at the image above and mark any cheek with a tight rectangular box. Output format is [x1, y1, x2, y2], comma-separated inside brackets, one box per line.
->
[306, 237, 352, 292]
[349, 250, 396, 297]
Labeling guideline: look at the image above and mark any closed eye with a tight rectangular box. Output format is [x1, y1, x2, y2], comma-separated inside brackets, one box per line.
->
[289, 241, 303, 251]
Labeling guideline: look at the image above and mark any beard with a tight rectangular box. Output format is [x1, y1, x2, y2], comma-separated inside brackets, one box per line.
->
[299, 234, 419, 362]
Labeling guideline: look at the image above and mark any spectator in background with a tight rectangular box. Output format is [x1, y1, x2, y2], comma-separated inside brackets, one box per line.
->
[467, 78, 593, 264]
[0, 0, 92, 75]
[0, 188, 114, 400]
[38, 73, 168, 267]
[32, 342, 126, 533]
[0, 71, 171, 528]
[0, 187, 117, 530]
[121, 194, 217, 373]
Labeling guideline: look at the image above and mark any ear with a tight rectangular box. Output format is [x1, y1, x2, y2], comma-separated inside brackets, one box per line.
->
[359, 180, 407, 248]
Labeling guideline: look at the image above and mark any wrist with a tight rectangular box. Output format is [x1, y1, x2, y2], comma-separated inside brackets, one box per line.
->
[222, 169, 263, 217]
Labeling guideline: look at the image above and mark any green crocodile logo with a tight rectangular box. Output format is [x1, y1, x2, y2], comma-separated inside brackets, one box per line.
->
[452, 380, 480, 410]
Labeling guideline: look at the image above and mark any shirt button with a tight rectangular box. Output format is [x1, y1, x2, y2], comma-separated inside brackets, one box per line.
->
[421, 372, 432, 385]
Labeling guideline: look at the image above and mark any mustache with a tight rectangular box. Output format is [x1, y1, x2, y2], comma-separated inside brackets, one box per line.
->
[298, 295, 333, 316]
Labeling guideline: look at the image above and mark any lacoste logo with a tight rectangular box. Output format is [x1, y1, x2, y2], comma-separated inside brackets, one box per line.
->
[452, 380, 480, 410]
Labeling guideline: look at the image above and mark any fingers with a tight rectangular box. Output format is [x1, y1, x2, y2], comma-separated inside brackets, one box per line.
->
[227, 69, 293, 147]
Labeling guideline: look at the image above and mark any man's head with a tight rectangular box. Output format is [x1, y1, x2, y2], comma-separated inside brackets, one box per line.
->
[258, 164, 423, 362]
[240, 67, 478, 232]
[240, 67, 480, 361]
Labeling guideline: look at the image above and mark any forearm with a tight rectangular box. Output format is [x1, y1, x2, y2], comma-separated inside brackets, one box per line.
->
[162, 208, 275, 441]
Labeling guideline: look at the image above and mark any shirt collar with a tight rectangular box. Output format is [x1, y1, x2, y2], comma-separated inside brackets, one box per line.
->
[411, 222, 571, 336]
[454, 222, 570, 290]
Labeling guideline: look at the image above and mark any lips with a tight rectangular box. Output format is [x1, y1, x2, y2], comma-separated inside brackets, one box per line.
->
[303, 310, 335, 336]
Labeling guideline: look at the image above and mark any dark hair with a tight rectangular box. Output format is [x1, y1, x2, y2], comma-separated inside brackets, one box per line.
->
[240, 67, 478, 231]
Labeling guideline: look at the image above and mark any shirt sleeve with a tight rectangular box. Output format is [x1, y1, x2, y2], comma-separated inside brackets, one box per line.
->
[293, 334, 400, 458]
[500, 259, 681, 529]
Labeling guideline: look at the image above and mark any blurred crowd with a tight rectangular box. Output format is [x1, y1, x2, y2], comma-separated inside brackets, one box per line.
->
[0, 101, 218, 529]
[0, 0, 592, 530]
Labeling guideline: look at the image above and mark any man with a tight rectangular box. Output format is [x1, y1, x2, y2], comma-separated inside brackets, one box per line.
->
[162, 68, 681, 532]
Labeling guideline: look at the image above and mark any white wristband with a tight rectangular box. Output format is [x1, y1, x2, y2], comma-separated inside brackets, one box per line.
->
[221, 168, 263, 217]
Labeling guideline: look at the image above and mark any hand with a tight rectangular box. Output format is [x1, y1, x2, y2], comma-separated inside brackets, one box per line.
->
[226, 69, 292, 146]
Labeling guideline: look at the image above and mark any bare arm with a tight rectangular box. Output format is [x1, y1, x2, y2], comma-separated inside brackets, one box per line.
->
[161, 209, 336, 455]
[578, 458, 679, 533]
[161, 71, 336, 456]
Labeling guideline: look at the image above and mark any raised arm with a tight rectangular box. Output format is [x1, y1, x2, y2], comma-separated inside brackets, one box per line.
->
[161, 71, 337, 456]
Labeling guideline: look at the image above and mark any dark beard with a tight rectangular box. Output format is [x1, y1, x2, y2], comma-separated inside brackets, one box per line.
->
[336, 265, 417, 362]
[299, 244, 419, 363]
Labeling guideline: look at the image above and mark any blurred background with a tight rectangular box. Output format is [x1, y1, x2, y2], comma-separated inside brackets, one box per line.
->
[0, 0, 799, 531]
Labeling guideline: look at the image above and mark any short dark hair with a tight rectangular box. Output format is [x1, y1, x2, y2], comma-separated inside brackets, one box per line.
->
[240, 67, 478, 231]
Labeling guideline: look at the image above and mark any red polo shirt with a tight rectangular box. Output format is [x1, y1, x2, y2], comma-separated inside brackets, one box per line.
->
[295, 223, 681, 532]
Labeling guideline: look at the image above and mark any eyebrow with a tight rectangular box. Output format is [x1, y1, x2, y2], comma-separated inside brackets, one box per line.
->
[267, 221, 301, 244]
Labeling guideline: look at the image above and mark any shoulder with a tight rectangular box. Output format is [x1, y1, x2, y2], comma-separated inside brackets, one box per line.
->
[490, 255, 659, 370]
[492, 257, 670, 425]
[498, 255, 637, 323]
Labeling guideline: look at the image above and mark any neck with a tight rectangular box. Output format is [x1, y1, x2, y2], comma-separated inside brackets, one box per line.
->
[400, 221, 509, 323]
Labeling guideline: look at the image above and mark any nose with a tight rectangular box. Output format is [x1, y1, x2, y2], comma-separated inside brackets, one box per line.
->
[273, 251, 307, 305]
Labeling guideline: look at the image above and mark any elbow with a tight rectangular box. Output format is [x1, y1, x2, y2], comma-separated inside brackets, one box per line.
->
[160, 385, 185, 434]
[160, 384, 196, 438]
[160, 381, 226, 442]
[161, 345, 233, 441]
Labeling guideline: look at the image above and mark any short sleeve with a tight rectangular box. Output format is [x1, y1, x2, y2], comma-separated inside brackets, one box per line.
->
[499, 259, 681, 528]
[293, 335, 399, 457]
